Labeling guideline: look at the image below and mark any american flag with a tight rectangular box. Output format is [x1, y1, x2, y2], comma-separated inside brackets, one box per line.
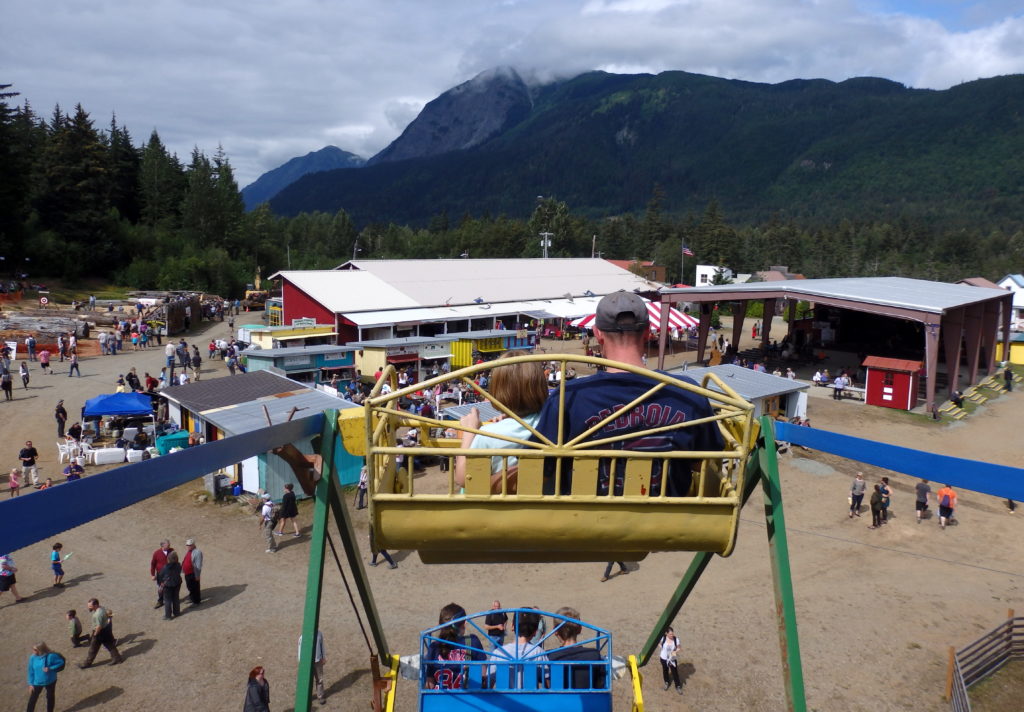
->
[681, 245, 695, 257]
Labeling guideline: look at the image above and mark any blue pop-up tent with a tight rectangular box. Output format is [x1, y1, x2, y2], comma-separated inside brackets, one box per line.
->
[82, 392, 154, 417]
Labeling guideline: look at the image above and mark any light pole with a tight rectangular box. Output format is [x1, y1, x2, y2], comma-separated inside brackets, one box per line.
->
[352, 241, 362, 261]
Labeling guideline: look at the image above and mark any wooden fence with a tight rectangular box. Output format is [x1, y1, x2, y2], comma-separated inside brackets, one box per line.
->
[947, 610, 1024, 711]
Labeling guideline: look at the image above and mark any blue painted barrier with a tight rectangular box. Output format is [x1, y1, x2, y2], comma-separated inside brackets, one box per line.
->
[0, 414, 324, 555]
[775, 421, 1024, 500]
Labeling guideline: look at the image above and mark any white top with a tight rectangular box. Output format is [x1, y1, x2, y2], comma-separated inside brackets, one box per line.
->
[470, 414, 540, 474]
[488, 640, 548, 678]
[659, 635, 679, 662]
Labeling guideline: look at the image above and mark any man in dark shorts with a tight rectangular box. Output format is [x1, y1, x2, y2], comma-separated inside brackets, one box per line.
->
[915, 479, 931, 523]
[936, 484, 957, 530]
[535, 291, 723, 496]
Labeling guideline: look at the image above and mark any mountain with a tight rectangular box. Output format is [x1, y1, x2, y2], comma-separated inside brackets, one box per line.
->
[242, 146, 364, 210]
[368, 66, 532, 166]
[269, 70, 1024, 227]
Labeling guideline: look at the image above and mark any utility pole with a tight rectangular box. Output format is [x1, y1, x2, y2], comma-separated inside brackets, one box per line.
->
[539, 232, 553, 259]
[591, 234, 597, 258]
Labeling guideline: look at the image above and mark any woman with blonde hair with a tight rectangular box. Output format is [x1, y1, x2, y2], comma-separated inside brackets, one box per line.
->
[454, 350, 548, 494]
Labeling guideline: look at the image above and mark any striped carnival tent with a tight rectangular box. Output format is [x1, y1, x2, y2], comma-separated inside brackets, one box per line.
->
[571, 299, 698, 332]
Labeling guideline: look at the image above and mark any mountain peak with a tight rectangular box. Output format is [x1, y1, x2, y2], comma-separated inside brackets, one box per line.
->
[242, 145, 364, 210]
[367, 67, 532, 166]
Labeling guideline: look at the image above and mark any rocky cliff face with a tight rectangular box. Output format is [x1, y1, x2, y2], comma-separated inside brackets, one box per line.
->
[368, 67, 532, 165]
[242, 146, 364, 210]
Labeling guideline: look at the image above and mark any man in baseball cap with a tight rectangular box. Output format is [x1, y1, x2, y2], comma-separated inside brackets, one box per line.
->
[535, 290, 723, 500]
[593, 290, 650, 332]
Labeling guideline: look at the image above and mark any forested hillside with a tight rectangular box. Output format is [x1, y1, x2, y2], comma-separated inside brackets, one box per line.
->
[271, 70, 1024, 230]
[1, 80, 1021, 298]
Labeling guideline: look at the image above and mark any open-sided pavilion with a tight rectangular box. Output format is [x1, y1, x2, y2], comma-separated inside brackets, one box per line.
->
[655, 277, 1013, 413]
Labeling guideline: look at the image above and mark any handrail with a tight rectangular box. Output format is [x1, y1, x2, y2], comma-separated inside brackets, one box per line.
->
[628, 654, 645, 712]
[362, 353, 753, 497]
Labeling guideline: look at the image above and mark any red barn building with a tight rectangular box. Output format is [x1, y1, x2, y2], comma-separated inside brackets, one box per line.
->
[863, 356, 922, 411]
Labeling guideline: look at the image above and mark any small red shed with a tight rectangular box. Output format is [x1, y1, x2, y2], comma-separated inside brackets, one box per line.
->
[863, 356, 922, 410]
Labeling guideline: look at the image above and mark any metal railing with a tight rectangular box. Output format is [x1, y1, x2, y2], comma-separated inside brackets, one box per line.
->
[947, 610, 1024, 711]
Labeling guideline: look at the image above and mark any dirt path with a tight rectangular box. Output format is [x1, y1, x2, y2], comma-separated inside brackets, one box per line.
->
[1, 317, 1022, 711]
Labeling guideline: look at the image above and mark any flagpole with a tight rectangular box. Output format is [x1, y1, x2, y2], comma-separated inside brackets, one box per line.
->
[680, 237, 684, 285]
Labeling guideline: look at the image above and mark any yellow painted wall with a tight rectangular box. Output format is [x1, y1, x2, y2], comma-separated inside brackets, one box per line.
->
[996, 341, 1024, 364]
[451, 340, 474, 368]
[355, 348, 387, 377]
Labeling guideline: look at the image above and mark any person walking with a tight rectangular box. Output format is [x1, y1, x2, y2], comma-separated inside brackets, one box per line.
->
[26, 641, 64, 712]
[0, 555, 27, 603]
[868, 485, 884, 529]
[156, 551, 182, 620]
[274, 483, 301, 537]
[38, 349, 51, 374]
[1, 369, 12, 400]
[915, 479, 931, 523]
[849, 472, 866, 518]
[601, 562, 628, 582]
[297, 630, 327, 706]
[182, 538, 203, 606]
[259, 494, 278, 553]
[937, 484, 958, 530]
[355, 464, 368, 509]
[54, 401, 67, 438]
[658, 627, 683, 694]
[19, 440, 39, 488]
[79, 598, 123, 668]
[68, 352, 81, 377]
[19, 361, 30, 389]
[1005, 366, 1014, 392]
[9, 468, 21, 497]
[243, 666, 271, 712]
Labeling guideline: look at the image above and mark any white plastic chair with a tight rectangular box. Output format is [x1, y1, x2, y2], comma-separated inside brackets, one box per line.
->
[122, 427, 139, 441]
[79, 442, 96, 465]
[57, 441, 71, 464]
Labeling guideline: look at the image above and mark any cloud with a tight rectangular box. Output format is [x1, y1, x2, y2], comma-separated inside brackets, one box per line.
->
[4, 1, 1023, 186]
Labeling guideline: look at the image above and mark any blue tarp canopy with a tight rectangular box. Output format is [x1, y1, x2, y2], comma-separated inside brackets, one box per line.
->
[82, 392, 154, 418]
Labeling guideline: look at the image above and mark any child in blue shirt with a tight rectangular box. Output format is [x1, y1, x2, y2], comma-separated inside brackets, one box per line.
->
[51, 543, 65, 588]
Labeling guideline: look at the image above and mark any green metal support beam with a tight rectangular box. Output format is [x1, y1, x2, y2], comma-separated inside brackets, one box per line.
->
[757, 416, 807, 712]
[295, 412, 339, 712]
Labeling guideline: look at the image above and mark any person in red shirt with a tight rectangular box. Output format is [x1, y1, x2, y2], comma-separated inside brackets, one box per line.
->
[144, 372, 159, 391]
[182, 538, 203, 606]
[150, 540, 174, 609]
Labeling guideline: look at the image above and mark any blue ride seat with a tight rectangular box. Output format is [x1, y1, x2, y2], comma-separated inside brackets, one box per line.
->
[419, 608, 613, 712]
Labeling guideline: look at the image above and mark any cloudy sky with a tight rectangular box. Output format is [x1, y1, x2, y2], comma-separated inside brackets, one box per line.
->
[6, 1, 1023, 186]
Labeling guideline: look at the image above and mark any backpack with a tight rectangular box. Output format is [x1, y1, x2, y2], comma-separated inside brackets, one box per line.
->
[49, 652, 66, 672]
[940, 494, 951, 508]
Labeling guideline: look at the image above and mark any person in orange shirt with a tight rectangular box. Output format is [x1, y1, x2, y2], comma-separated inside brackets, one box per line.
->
[936, 484, 958, 529]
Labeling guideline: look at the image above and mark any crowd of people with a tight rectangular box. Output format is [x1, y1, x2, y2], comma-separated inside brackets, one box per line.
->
[848, 471, 961, 531]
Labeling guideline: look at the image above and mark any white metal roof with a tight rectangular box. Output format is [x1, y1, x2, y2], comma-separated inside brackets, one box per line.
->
[338, 258, 661, 307]
[661, 277, 1009, 314]
[342, 297, 603, 327]
[273, 270, 421, 313]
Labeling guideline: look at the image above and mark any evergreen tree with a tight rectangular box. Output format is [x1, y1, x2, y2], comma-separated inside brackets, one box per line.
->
[36, 103, 114, 276]
[139, 130, 186, 227]
[105, 116, 141, 223]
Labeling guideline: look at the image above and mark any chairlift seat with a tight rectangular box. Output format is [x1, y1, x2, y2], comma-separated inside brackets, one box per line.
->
[340, 355, 754, 564]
